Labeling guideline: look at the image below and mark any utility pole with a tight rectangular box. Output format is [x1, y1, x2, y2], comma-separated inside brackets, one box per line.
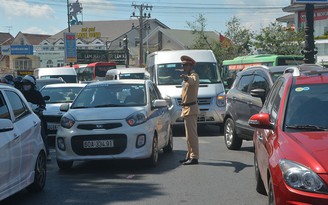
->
[131, 3, 152, 67]
[67, 0, 71, 32]
[302, 3, 317, 64]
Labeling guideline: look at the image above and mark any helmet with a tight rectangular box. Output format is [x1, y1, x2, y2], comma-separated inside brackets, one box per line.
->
[4, 74, 14, 85]
[14, 76, 23, 83]
[21, 75, 36, 85]
[0, 77, 8, 84]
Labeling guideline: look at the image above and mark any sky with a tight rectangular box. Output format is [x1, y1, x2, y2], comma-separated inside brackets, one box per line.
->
[0, 0, 292, 37]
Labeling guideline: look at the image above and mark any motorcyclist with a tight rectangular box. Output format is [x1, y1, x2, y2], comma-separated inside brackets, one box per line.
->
[4, 74, 15, 86]
[21, 75, 51, 161]
[14, 75, 23, 90]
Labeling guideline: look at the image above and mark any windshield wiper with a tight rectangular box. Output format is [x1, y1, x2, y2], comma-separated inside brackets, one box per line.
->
[286, 124, 328, 131]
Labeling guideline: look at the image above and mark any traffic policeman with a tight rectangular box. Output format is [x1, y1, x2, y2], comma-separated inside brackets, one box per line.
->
[179, 55, 200, 165]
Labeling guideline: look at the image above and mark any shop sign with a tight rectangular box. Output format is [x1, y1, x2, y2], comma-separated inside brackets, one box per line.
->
[64, 32, 77, 63]
[76, 27, 101, 39]
[77, 50, 108, 64]
[10, 45, 33, 55]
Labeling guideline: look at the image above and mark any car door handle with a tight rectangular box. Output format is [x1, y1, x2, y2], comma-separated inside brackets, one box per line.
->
[232, 97, 237, 102]
[14, 133, 20, 140]
[247, 101, 253, 105]
[33, 121, 38, 127]
[257, 133, 263, 142]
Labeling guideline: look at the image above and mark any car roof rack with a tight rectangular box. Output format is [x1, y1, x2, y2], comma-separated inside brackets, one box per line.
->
[283, 64, 326, 76]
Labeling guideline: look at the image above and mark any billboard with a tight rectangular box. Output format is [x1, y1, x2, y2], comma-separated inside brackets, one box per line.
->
[64, 32, 77, 64]
[10, 45, 33, 55]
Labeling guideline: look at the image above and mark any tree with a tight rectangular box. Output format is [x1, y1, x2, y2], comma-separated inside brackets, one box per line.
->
[187, 14, 213, 50]
[253, 22, 304, 55]
[224, 16, 254, 56]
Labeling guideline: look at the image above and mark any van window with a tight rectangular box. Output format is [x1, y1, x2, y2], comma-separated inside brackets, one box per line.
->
[40, 75, 77, 83]
[157, 62, 221, 85]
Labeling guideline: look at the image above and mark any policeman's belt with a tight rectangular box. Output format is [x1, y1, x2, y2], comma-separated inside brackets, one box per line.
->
[181, 101, 196, 106]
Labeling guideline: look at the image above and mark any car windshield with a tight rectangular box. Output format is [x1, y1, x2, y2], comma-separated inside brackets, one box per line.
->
[284, 84, 328, 131]
[71, 84, 146, 108]
[41, 87, 84, 103]
[119, 73, 145, 79]
[157, 62, 221, 85]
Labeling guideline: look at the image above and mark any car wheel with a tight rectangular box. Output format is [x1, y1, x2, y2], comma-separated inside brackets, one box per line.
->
[254, 154, 266, 195]
[224, 118, 242, 150]
[146, 135, 159, 167]
[163, 127, 173, 153]
[268, 177, 275, 205]
[27, 151, 47, 192]
[57, 160, 73, 170]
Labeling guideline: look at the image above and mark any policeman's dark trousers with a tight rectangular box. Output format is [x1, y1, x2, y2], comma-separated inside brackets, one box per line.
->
[184, 115, 199, 160]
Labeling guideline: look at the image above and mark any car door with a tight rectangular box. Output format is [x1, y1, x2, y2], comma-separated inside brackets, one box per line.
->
[4, 90, 40, 184]
[256, 79, 284, 187]
[148, 82, 166, 147]
[0, 91, 15, 197]
[232, 72, 254, 134]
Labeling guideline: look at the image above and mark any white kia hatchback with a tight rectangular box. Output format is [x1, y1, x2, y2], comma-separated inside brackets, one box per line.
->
[56, 80, 172, 169]
[0, 84, 46, 201]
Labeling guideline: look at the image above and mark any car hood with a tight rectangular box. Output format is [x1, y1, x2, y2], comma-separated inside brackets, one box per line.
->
[283, 132, 328, 173]
[44, 103, 68, 116]
[158, 84, 225, 98]
[68, 107, 145, 121]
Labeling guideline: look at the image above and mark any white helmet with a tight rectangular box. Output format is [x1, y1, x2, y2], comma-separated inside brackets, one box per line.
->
[21, 75, 36, 85]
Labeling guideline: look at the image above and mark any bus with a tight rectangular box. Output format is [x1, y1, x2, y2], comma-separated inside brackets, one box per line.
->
[222, 54, 304, 80]
[75, 61, 116, 82]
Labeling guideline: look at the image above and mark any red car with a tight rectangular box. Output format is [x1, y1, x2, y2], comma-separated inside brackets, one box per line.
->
[249, 64, 328, 204]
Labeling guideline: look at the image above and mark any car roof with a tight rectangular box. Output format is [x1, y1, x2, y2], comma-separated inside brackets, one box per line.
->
[41, 83, 86, 88]
[106, 67, 148, 75]
[36, 78, 65, 82]
[87, 79, 148, 87]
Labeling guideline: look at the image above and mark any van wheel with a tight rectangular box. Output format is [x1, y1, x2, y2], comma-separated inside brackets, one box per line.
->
[224, 118, 242, 150]
[27, 151, 47, 192]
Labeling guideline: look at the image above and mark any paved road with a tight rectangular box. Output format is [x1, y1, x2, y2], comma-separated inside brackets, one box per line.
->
[0, 125, 267, 205]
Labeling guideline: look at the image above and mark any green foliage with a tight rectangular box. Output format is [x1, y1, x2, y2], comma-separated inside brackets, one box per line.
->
[253, 22, 305, 55]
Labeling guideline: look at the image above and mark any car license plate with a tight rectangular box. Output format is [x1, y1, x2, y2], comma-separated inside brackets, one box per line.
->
[83, 140, 114, 148]
[48, 123, 60, 131]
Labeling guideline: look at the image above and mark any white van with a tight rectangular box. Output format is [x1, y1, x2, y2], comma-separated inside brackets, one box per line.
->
[105, 67, 150, 80]
[34, 67, 78, 83]
[146, 50, 226, 128]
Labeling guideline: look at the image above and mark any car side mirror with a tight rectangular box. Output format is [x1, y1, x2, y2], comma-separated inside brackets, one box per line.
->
[0, 119, 14, 132]
[248, 113, 273, 130]
[43, 96, 50, 101]
[250, 88, 266, 105]
[60, 103, 70, 112]
[152, 99, 167, 109]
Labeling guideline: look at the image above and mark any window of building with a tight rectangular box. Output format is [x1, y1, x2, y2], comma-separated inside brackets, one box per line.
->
[15, 57, 32, 71]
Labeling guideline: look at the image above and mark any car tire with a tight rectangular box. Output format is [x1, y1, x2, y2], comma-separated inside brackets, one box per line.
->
[254, 154, 266, 195]
[268, 177, 275, 205]
[27, 151, 47, 192]
[163, 127, 173, 153]
[146, 135, 159, 167]
[57, 160, 73, 170]
[224, 118, 242, 150]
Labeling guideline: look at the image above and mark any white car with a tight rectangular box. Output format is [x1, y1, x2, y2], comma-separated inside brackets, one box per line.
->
[40, 83, 86, 139]
[105, 67, 150, 80]
[56, 80, 172, 169]
[0, 84, 46, 201]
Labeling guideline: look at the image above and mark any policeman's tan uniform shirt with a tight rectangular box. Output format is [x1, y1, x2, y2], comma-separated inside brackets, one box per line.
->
[181, 71, 200, 117]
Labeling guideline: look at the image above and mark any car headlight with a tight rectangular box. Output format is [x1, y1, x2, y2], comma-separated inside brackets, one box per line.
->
[126, 110, 147, 126]
[279, 159, 328, 193]
[216, 92, 226, 107]
[60, 113, 75, 129]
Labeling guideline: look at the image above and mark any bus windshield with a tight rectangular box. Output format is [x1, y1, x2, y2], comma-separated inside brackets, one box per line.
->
[157, 62, 221, 85]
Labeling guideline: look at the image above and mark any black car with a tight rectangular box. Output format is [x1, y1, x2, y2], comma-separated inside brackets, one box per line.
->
[223, 65, 289, 150]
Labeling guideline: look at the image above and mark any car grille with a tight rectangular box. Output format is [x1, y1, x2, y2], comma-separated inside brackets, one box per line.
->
[71, 134, 127, 156]
[77, 123, 122, 130]
[177, 97, 212, 106]
[44, 115, 62, 123]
